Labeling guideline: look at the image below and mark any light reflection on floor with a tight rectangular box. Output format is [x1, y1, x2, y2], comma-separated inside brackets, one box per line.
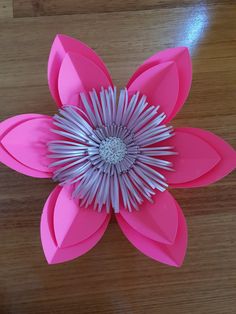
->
[177, 4, 210, 54]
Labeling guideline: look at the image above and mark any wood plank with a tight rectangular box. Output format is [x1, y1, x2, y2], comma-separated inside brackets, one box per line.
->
[1, 187, 236, 314]
[13, 0, 235, 17]
[0, 0, 13, 18]
[0, 3, 236, 314]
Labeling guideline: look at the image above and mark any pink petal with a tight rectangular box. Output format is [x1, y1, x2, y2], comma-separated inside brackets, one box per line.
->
[127, 62, 179, 121]
[163, 129, 221, 185]
[116, 198, 187, 267]
[171, 128, 236, 188]
[119, 191, 178, 244]
[0, 114, 53, 178]
[127, 47, 192, 122]
[54, 185, 109, 248]
[1, 116, 57, 175]
[48, 34, 112, 106]
[41, 186, 111, 264]
[58, 52, 111, 106]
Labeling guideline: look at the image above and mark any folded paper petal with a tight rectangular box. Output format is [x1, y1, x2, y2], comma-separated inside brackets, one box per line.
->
[1, 116, 57, 175]
[127, 62, 179, 121]
[58, 52, 111, 106]
[170, 128, 236, 188]
[163, 129, 221, 185]
[116, 198, 187, 267]
[41, 186, 111, 264]
[53, 185, 109, 248]
[0, 114, 53, 178]
[119, 191, 178, 244]
[48, 34, 112, 106]
[127, 47, 192, 122]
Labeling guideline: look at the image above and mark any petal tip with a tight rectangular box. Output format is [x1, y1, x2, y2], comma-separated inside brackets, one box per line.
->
[43, 252, 57, 265]
[54, 33, 66, 40]
[175, 46, 190, 53]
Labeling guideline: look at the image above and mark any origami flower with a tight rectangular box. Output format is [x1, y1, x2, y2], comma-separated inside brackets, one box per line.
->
[1, 35, 236, 267]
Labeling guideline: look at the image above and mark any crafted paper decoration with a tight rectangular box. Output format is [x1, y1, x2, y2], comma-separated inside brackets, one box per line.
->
[1, 34, 236, 266]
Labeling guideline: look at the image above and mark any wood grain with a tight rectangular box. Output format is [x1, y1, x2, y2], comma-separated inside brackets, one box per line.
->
[12, 0, 235, 17]
[0, 0, 12, 18]
[1, 2, 236, 314]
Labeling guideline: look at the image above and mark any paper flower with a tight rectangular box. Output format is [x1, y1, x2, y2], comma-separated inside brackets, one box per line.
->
[1, 35, 236, 267]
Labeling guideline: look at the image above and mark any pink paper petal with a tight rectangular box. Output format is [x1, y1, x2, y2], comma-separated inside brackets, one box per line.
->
[163, 129, 221, 185]
[171, 128, 236, 188]
[119, 191, 178, 244]
[127, 62, 179, 121]
[116, 198, 187, 267]
[58, 52, 111, 106]
[41, 186, 111, 264]
[127, 47, 192, 122]
[48, 34, 112, 106]
[1, 116, 57, 174]
[54, 185, 109, 248]
[0, 114, 53, 178]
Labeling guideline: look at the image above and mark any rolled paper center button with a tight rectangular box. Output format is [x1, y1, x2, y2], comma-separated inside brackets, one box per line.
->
[99, 137, 127, 164]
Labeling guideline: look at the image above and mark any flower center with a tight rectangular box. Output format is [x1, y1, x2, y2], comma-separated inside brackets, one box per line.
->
[99, 137, 127, 164]
[49, 86, 176, 212]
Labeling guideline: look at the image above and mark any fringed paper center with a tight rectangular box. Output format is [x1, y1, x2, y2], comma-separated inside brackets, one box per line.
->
[48, 87, 176, 213]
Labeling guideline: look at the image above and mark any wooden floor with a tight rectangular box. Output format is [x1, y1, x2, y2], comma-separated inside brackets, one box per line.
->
[0, 0, 236, 313]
